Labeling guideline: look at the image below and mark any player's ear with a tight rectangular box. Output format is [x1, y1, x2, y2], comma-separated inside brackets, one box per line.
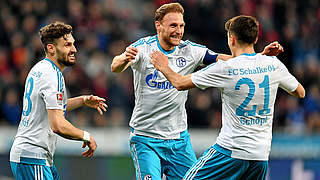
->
[155, 21, 161, 32]
[254, 37, 258, 44]
[229, 34, 236, 45]
[47, 44, 56, 55]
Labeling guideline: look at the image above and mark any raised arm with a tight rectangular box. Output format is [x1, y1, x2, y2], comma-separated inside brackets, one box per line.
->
[150, 51, 195, 91]
[48, 109, 97, 157]
[111, 46, 138, 73]
[217, 41, 284, 61]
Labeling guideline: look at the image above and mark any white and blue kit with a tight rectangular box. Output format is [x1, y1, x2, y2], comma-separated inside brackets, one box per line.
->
[129, 35, 218, 180]
[10, 58, 67, 180]
[184, 53, 299, 180]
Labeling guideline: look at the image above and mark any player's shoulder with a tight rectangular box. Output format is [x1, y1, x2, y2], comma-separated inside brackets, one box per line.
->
[131, 35, 157, 48]
[258, 54, 283, 66]
[31, 59, 62, 78]
[178, 39, 206, 49]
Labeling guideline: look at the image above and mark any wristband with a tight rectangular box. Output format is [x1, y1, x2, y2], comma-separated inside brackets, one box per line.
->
[83, 131, 91, 142]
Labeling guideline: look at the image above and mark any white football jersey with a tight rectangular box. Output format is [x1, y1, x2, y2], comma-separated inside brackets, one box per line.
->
[191, 53, 299, 160]
[129, 35, 214, 139]
[10, 58, 67, 166]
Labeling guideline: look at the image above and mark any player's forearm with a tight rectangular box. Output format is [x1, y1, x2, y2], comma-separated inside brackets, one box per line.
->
[54, 121, 84, 141]
[48, 109, 85, 141]
[111, 53, 131, 73]
[160, 66, 194, 91]
[67, 96, 85, 112]
[217, 54, 233, 61]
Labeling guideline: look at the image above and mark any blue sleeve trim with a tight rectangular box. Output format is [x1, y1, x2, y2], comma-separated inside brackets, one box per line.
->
[185, 40, 206, 48]
[203, 49, 218, 65]
[131, 35, 157, 47]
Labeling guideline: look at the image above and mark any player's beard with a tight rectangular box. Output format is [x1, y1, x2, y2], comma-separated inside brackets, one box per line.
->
[163, 34, 181, 47]
[56, 48, 75, 67]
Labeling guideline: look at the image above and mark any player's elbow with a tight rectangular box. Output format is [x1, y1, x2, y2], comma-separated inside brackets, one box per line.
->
[174, 82, 188, 91]
[110, 63, 120, 73]
[50, 122, 65, 135]
[173, 76, 194, 91]
[297, 89, 305, 98]
[175, 85, 185, 91]
[290, 83, 305, 98]
[51, 125, 61, 134]
[175, 86, 184, 91]
[296, 83, 306, 98]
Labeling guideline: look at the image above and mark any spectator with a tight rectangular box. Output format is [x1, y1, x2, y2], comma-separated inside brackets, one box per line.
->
[0, 0, 318, 134]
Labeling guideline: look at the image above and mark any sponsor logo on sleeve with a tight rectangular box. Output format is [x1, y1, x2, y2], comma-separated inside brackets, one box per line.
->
[56, 93, 63, 105]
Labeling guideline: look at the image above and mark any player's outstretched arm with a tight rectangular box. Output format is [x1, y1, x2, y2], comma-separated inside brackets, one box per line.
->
[48, 109, 97, 157]
[67, 95, 107, 115]
[217, 41, 284, 61]
[288, 83, 305, 98]
[111, 46, 138, 73]
[149, 51, 195, 91]
[217, 54, 233, 61]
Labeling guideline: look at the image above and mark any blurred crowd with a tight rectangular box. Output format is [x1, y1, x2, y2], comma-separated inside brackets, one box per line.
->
[0, 0, 319, 134]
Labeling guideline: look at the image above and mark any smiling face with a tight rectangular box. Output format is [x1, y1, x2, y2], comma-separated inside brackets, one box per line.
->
[54, 33, 77, 67]
[156, 12, 185, 50]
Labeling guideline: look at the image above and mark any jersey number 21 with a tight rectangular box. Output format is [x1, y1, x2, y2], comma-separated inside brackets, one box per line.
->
[235, 75, 270, 117]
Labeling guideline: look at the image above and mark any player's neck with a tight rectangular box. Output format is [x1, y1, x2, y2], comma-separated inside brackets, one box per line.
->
[232, 45, 255, 57]
[45, 55, 66, 71]
[158, 38, 175, 51]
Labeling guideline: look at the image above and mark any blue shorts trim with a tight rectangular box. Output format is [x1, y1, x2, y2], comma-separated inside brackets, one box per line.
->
[184, 144, 268, 180]
[10, 162, 59, 180]
[20, 157, 47, 165]
[130, 130, 196, 180]
[213, 143, 231, 156]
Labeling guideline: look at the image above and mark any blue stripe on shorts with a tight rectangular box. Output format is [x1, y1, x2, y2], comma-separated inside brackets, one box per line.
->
[10, 161, 59, 180]
[129, 129, 197, 180]
[183, 144, 268, 180]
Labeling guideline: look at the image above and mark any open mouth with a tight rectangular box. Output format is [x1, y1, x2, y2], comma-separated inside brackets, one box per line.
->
[68, 54, 76, 60]
[170, 36, 181, 41]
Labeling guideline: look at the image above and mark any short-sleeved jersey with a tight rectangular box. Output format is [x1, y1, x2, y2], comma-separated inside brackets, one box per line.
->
[10, 58, 67, 166]
[129, 35, 214, 139]
[191, 53, 298, 160]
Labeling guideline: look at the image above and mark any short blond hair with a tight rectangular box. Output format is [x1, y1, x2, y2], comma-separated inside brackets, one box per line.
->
[154, 2, 184, 22]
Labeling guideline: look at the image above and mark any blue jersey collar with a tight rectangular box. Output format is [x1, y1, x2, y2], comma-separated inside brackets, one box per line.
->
[156, 35, 176, 55]
[240, 53, 257, 56]
[44, 58, 62, 73]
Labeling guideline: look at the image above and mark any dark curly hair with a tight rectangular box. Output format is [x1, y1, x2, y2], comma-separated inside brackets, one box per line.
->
[39, 21, 72, 52]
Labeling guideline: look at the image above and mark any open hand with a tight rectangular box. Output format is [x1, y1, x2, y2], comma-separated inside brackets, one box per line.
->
[84, 95, 108, 115]
[149, 51, 169, 71]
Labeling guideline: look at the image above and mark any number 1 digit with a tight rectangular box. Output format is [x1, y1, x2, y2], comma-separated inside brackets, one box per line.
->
[258, 75, 271, 115]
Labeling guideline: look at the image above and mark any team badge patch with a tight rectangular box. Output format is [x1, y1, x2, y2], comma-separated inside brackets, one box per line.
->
[176, 57, 186, 67]
[144, 175, 152, 180]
